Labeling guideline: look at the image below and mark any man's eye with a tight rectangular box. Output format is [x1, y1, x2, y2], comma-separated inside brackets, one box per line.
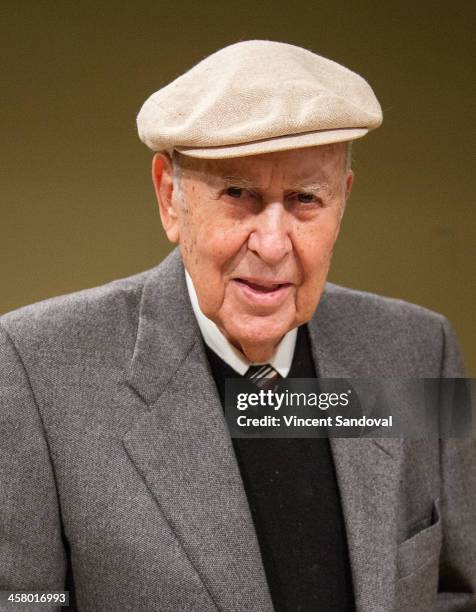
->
[296, 192, 317, 204]
[225, 186, 244, 198]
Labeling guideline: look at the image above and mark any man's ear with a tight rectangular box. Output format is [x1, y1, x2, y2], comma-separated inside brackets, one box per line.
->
[151, 153, 180, 243]
[344, 169, 354, 202]
[336, 169, 354, 230]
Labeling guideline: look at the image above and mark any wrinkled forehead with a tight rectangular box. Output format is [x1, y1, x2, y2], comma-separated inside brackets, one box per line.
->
[175, 143, 348, 188]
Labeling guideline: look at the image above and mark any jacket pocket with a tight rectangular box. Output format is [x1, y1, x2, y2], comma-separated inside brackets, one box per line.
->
[396, 498, 442, 580]
[394, 499, 442, 611]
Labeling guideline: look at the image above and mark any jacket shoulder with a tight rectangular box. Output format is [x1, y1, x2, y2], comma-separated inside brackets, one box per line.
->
[315, 283, 462, 376]
[0, 267, 153, 354]
[322, 282, 447, 327]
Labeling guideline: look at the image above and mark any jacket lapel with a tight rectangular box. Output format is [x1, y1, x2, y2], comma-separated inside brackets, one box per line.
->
[308, 289, 401, 611]
[328, 438, 401, 611]
[123, 250, 274, 612]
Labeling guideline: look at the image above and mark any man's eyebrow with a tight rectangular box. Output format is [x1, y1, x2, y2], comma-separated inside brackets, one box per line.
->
[218, 176, 330, 193]
[288, 181, 330, 193]
[220, 175, 256, 189]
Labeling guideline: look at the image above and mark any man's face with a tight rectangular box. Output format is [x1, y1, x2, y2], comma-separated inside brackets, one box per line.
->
[154, 144, 353, 362]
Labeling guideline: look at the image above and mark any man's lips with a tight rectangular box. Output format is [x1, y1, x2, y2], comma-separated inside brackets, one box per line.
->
[234, 278, 293, 292]
[232, 277, 294, 306]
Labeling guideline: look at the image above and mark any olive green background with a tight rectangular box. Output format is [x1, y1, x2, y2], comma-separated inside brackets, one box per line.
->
[2, 1, 475, 373]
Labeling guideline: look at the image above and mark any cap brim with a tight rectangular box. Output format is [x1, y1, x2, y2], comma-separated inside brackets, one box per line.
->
[174, 127, 368, 159]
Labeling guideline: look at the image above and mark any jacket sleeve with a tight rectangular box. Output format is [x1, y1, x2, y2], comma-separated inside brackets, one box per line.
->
[437, 318, 476, 611]
[0, 323, 67, 611]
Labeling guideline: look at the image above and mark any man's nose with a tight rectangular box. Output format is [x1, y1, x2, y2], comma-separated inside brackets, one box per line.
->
[247, 202, 292, 265]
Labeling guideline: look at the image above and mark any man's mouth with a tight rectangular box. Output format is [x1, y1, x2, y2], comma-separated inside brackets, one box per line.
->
[234, 278, 292, 293]
[232, 277, 293, 307]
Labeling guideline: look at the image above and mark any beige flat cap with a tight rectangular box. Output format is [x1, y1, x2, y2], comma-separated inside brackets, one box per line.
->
[137, 40, 382, 159]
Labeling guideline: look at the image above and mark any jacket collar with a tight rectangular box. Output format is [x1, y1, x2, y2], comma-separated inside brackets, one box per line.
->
[126, 248, 199, 404]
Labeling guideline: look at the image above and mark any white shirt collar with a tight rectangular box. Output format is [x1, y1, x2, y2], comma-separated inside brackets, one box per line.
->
[185, 270, 297, 377]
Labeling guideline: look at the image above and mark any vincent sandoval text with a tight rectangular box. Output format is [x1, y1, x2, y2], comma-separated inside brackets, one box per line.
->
[236, 415, 393, 428]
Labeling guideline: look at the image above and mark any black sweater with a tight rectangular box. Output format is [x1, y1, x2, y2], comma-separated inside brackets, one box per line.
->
[204, 325, 355, 612]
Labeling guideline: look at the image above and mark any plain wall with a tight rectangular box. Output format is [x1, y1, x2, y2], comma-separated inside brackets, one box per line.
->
[1, 1, 475, 373]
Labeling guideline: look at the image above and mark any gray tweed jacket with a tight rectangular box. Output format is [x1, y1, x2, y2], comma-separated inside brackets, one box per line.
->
[0, 248, 474, 612]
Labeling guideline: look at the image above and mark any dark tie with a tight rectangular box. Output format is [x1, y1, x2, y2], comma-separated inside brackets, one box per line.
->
[245, 364, 282, 391]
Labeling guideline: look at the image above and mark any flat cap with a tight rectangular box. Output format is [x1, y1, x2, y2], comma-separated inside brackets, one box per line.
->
[137, 40, 382, 159]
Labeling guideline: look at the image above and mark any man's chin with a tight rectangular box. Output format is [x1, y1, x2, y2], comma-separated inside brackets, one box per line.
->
[237, 341, 282, 364]
[221, 318, 296, 362]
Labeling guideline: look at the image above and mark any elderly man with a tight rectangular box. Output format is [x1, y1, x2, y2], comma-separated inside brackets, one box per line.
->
[0, 40, 474, 612]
